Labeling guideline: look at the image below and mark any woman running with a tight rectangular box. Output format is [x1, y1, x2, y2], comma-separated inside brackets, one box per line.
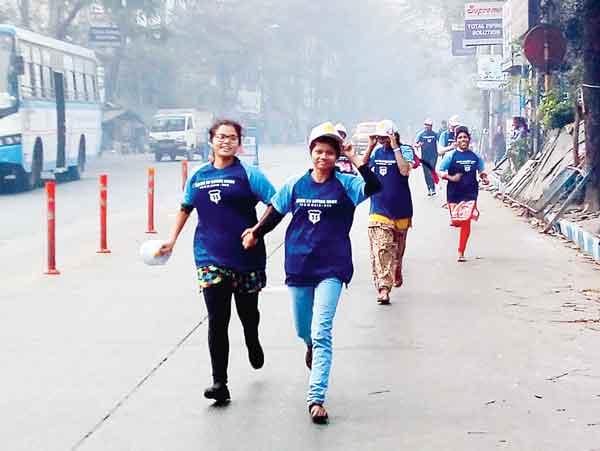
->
[439, 125, 489, 262]
[159, 119, 275, 403]
[241, 122, 381, 423]
[362, 120, 414, 305]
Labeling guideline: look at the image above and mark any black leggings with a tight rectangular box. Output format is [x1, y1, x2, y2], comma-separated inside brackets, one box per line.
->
[203, 281, 260, 384]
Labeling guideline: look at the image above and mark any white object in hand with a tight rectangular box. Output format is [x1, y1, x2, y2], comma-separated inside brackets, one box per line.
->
[140, 240, 171, 266]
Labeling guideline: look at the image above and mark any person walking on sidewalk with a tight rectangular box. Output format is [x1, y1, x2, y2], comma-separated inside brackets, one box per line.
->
[241, 122, 381, 424]
[158, 119, 276, 403]
[362, 119, 414, 305]
[439, 125, 489, 262]
[415, 118, 439, 196]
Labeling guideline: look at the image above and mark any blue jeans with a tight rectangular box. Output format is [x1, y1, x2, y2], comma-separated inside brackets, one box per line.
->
[288, 278, 342, 405]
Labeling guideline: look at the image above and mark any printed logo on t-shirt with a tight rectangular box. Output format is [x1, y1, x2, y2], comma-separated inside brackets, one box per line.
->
[208, 189, 222, 204]
[308, 209, 322, 224]
[427, 138, 433, 143]
[464, 165, 471, 172]
[379, 166, 388, 176]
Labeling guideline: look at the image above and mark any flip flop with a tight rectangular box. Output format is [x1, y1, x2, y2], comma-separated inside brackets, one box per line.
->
[457, 255, 467, 262]
[308, 403, 329, 424]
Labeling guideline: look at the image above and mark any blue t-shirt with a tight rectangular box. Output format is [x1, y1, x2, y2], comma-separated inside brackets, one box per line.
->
[368, 145, 414, 220]
[271, 170, 368, 286]
[439, 149, 485, 203]
[439, 130, 456, 149]
[415, 129, 439, 162]
[183, 158, 276, 272]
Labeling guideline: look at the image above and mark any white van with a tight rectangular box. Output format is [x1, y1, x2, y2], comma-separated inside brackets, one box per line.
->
[148, 109, 213, 161]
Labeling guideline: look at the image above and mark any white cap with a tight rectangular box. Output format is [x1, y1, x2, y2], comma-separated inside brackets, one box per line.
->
[448, 115, 460, 126]
[334, 122, 347, 136]
[309, 122, 344, 147]
[424, 118, 433, 126]
[373, 119, 398, 137]
[140, 240, 171, 266]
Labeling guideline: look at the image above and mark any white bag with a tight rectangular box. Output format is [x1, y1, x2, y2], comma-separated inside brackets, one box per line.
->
[140, 240, 171, 266]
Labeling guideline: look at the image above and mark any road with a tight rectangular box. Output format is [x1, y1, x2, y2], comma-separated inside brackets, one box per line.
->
[1, 146, 600, 451]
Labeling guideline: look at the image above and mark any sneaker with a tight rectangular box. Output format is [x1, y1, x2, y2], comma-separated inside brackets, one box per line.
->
[248, 341, 264, 369]
[204, 382, 231, 402]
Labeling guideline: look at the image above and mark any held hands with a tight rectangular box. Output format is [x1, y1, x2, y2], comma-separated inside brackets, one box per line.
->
[241, 228, 258, 249]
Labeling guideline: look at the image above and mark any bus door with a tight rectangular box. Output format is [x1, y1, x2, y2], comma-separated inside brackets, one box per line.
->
[54, 71, 66, 168]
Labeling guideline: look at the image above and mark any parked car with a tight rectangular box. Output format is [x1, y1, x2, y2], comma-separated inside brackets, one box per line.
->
[350, 121, 378, 154]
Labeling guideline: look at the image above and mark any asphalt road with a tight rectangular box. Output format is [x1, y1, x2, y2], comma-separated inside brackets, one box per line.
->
[1, 147, 600, 451]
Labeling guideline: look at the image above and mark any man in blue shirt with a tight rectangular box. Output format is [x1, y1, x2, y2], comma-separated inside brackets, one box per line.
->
[438, 114, 460, 157]
[415, 118, 439, 196]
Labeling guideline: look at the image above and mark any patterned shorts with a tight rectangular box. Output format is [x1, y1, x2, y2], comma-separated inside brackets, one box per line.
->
[197, 265, 267, 294]
[448, 200, 479, 227]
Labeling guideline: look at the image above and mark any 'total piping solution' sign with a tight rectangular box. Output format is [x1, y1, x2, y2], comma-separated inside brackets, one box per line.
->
[464, 2, 504, 46]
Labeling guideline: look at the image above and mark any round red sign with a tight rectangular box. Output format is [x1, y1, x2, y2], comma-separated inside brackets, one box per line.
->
[523, 24, 567, 71]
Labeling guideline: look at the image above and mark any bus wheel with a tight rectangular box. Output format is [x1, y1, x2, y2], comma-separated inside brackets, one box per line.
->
[154, 151, 162, 162]
[186, 148, 194, 161]
[69, 142, 86, 181]
[22, 143, 42, 191]
[169, 151, 177, 161]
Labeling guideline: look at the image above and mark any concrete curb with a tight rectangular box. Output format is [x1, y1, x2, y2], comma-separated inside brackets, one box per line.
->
[554, 219, 600, 264]
[489, 173, 600, 264]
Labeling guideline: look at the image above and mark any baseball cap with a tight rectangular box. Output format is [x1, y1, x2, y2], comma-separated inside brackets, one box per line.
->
[448, 115, 460, 126]
[424, 118, 433, 125]
[373, 119, 398, 137]
[309, 122, 344, 147]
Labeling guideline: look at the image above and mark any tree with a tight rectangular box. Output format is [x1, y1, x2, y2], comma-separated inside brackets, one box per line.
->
[583, 0, 600, 208]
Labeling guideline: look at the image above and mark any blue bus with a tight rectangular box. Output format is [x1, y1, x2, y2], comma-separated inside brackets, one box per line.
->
[0, 25, 102, 190]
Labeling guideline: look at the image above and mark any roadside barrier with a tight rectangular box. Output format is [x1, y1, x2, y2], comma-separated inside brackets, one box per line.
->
[146, 167, 157, 234]
[44, 181, 60, 275]
[182, 160, 188, 191]
[97, 174, 111, 253]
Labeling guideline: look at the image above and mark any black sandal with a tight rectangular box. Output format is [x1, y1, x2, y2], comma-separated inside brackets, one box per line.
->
[308, 403, 329, 424]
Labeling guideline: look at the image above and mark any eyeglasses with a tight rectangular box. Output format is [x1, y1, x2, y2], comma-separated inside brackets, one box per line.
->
[214, 134, 239, 142]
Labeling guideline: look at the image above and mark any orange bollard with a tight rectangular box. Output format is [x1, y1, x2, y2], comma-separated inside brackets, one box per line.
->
[45, 181, 60, 275]
[146, 167, 157, 234]
[97, 174, 111, 253]
[182, 159, 188, 191]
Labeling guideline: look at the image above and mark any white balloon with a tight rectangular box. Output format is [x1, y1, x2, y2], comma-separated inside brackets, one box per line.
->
[140, 240, 171, 266]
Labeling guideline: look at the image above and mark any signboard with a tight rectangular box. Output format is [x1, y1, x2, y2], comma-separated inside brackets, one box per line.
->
[476, 54, 507, 90]
[452, 24, 476, 56]
[89, 26, 122, 47]
[464, 2, 504, 46]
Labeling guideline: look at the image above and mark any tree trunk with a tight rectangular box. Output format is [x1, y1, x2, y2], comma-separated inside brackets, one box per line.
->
[583, 0, 600, 209]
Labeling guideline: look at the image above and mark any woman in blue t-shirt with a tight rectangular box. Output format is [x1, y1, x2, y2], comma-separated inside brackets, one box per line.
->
[158, 119, 276, 403]
[439, 126, 489, 262]
[241, 122, 381, 423]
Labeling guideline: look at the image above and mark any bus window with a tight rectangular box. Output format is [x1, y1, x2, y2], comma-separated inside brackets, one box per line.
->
[31, 47, 41, 97]
[63, 54, 74, 100]
[19, 43, 32, 98]
[42, 49, 53, 98]
[76, 72, 85, 100]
